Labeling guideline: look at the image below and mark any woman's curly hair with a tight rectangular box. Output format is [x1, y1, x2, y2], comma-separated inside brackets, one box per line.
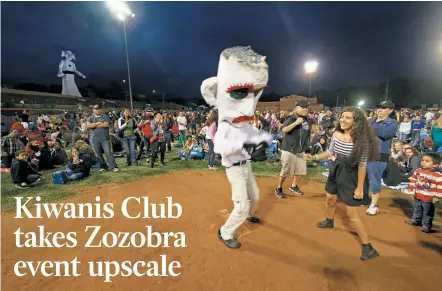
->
[335, 106, 379, 167]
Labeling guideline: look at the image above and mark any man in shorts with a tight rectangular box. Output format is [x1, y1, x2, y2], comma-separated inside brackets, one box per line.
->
[275, 100, 312, 198]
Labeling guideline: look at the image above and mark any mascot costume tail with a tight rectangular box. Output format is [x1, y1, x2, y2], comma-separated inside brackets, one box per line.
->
[200, 46, 272, 249]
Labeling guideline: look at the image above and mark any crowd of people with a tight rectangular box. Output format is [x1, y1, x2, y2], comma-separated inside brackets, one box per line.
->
[2, 101, 441, 257]
[0, 106, 220, 187]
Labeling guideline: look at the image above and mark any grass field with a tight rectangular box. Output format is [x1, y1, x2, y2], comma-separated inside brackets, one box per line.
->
[0, 147, 328, 212]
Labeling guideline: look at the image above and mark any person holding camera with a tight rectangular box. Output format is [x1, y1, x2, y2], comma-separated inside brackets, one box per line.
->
[275, 100, 312, 199]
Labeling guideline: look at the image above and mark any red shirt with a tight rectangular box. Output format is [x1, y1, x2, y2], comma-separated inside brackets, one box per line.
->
[408, 168, 442, 202]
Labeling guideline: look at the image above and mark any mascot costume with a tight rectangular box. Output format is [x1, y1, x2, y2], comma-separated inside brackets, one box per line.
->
[57, 50, 86, 97]
[200, 46, 272, 249]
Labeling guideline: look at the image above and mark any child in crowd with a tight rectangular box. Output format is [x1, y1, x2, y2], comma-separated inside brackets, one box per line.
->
[266, 135, 279, 166]
[405, 152, 442, 233]
[10, 150, 41, 189]
[411, 114, 425, 147]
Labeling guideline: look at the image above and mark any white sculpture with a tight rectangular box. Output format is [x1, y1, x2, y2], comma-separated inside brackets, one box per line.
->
[57, 50, 86, 97]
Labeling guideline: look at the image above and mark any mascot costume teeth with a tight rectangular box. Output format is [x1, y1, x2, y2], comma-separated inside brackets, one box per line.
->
[200, 46, 272, 249]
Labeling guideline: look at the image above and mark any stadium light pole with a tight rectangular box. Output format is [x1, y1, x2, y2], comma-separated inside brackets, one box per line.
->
[107, 1, 135, 111]
[304, 60, 318, 98]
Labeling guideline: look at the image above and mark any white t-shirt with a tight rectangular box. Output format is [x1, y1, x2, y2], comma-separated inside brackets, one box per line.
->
[425, 112, 434, 121]
[177, 116, 187, 131]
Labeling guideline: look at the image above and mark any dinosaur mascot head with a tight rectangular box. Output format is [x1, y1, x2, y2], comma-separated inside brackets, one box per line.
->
[200, 46, 269, 127]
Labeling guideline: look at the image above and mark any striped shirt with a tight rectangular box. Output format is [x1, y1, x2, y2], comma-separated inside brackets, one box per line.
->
[408, 168, 442, 202]
[327, 134, 368, 166]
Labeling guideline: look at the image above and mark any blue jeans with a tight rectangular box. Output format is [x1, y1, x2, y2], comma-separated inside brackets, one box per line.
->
[412, 197, 435, 229]
[207, 139, 215, 167]
[165, 132, 172, 151]
[66, 168, 84, 181]
[122, 135, 137, 165]
[367, 161, 388, 193]
[398, 132, 410, 143]
[411, 130, 420, 147]
[267, 152, 277, 163]
[91, 138, 118, 170]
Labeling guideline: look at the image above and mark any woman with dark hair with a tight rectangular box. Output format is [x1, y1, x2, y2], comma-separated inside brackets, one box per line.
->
[306, 106, 380, 261]
[205, 110, 217, 169]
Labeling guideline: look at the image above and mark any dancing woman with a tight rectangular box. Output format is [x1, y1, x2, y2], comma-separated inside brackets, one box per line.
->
[306, 107, 380, 261]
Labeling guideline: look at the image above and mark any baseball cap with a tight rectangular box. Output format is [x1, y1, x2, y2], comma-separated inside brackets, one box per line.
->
[93, 104, 101, 109]
[376, 101, 395, 109]
[296, 100, 311, 107]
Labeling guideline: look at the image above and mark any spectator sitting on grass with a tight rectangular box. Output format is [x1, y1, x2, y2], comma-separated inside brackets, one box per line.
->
[178, 136, 204, 160]
[65, 147, 91, 182]
[75, 140, 98, 165]
[178, 136, 193, 160]
[10, 150, 41, 189]
[34, 140, 54, 171]
[400, 146, 422, 182]
[50, 142, 68, 165]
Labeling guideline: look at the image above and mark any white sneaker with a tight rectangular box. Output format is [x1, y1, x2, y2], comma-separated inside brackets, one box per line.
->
[366, 205, 379, 216]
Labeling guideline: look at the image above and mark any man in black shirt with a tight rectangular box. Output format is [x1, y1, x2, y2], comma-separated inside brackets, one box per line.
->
[275, 100, 312, 198]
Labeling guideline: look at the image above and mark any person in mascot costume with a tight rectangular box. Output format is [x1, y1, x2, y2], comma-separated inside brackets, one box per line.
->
[200, 46, 272, 249]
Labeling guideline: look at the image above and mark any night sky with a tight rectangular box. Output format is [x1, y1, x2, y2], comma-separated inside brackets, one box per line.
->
[1, 1, 441, 98]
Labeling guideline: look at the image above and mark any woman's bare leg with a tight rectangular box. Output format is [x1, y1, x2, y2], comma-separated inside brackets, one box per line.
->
[345, 206, 369, 244]
[325, 193, 337, 219]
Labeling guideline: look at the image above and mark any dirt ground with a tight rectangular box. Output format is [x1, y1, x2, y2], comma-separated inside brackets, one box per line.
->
[2, 171, 442, 291]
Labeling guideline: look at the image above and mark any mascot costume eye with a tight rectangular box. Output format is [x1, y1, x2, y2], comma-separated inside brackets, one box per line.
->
[200, 46, 272, 249]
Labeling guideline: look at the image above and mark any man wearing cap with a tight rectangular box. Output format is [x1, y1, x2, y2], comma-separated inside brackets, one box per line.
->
[86, 105, 120, 173]
[275, 100, 312, 198]
[366, 101, 398, 215]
